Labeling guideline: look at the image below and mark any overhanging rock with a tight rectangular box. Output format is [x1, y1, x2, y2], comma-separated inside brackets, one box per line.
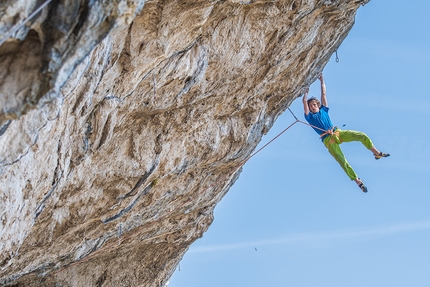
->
[0, 0, 367, 285]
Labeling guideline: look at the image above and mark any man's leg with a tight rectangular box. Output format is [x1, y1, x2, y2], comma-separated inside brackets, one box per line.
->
[338, 129, 389, 159]
[324, 139, 357, 180]
[338, 129, 373, 149]
[324, 140, 368, 192]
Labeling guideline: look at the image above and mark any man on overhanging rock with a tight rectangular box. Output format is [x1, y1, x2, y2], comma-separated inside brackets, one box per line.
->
[302, 73, 389, 193]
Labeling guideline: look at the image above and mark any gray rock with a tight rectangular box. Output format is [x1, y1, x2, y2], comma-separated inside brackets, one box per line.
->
[0, 0, 365, 285]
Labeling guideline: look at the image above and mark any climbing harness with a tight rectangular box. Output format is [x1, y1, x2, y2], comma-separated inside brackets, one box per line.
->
[0, 0, 53, 46]
[319, 126, 341, 144]
[319, 126, 337, 138]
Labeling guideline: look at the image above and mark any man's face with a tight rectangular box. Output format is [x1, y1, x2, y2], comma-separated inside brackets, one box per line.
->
[308, 100, 320, 113]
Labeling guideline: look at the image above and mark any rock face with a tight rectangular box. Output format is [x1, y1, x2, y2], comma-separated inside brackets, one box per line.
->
[0, 0, 368, 286]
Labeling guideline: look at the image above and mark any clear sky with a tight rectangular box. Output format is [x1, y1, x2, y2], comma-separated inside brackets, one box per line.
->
[169, 1, 430, 286]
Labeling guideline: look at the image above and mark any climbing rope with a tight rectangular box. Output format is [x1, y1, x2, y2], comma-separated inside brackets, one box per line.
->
[46, 105, 316, 281]
[287, 107, 328, 133]
[0, 0, 53, 46]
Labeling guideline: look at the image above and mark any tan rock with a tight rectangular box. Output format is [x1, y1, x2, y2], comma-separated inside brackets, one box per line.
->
[0, 0, 368, 285]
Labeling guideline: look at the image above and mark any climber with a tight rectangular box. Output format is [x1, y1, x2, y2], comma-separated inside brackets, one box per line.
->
[302, 73, 389, 193]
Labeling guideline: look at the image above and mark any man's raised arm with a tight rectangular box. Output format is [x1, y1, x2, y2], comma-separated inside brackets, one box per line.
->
[302, 88, 310, 116]
[319, 74, 328, 107]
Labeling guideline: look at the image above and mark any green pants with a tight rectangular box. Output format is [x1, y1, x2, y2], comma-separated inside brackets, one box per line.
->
[323, 129, 374, 180]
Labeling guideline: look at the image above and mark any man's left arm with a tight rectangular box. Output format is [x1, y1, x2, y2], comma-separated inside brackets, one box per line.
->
[302, 88, 310, 116]
[319, 74, 328, 107]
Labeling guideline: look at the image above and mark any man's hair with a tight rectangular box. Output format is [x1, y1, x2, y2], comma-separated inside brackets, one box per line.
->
[307, 97, 321, 108]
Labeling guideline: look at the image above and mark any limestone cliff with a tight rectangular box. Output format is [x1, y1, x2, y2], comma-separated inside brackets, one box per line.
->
[0, 0, 368, 286]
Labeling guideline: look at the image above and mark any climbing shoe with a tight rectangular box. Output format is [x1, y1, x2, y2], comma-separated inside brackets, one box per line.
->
[358, 180, 368, 193]
[375, 152, 390, 160]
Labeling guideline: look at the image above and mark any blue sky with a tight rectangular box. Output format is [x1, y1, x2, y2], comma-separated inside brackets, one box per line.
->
[169, 1, 430, 286]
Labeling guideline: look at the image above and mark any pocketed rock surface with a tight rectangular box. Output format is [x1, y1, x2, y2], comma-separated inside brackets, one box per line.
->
[0, 0, 368, 285]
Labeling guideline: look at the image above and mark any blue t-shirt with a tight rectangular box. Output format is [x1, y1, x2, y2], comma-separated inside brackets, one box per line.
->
[304, 106, 334, 140]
